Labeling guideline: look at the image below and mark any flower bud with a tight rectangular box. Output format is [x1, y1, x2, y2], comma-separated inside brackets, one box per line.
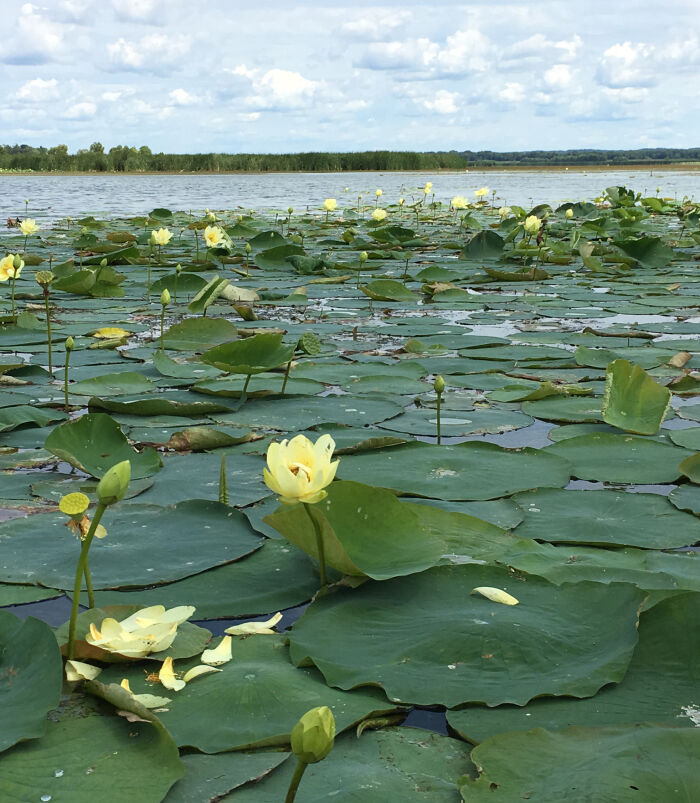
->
[100, 258, 108, 268]
[160, 289, 171, 306]
[13, 254, 22, 270]
[65, 336, 75, 351]
[434, 375, 445, 394]
[245, 243, 252, 254]
[97, 460, 131, 506]
[176, 263, 182, 274]
[288, 206, 294, 215]
[565, 208, 574, 219]
[290, 706, 335, 764]
[359, 251, 368, 263]
[375, 189, 382, 197]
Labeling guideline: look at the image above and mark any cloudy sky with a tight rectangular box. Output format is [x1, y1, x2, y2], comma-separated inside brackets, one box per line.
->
[1, 0, 698, 153]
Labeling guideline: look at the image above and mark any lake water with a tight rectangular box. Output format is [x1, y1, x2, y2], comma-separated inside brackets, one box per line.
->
[2, 167, 700, 222]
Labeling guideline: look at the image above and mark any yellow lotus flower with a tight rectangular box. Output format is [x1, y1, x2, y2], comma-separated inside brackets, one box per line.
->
[498, 206, 511, 219]
[375, 189, 382, 198]
[471, 586, 520, 605]
[323, 198, 338, 212]
[19, 218, 39, 236]
[0, 254, 23, 281]
[398, 197, 405, 206]
[92, 327, 131, 339]
[201, 635, 233, 666]
[524, 215, 541, 235]
[474, 187, 489, 198]
[372, 208, 387, 222]
[65, 659, 102, 682]
[425, 181, 433, 191]
[225, 612, 282, 635]
[151, 227, 173, 246]
[59, 492, 90, 518]
[204, 225, 225, 247]
[263, 433, 338, 505]
[565, 208, 574, 219]
[291, 706, 336, 764]
[85, 605, 195, 657]
[159, 656, 186, 691]
[451, 196, 468, 210]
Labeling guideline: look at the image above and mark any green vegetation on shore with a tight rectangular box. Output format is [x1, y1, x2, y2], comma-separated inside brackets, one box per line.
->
[2, 143, 700, 174]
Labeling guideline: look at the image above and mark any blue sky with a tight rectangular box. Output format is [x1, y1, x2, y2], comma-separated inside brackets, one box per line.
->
[1, 0, 698, 153]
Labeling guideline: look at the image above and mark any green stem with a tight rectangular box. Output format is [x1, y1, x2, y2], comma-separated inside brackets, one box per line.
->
[147, 254, 152, 295]
[281, 358, 293, 394]
[84, 558, 95, 609]
[284, 760, 308, 803]
[64, 349, 71, 412]
[436, 391, 442, 445]
[10, 275, 16, 319]
[303, 503, 327, 587]
[67, 502, 107, 660]
[44, 291, 52, 374]
[173, 274, 178, 304]
[160, 305, 166, 351]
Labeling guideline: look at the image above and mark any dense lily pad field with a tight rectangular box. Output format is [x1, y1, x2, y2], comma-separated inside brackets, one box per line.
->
[1, 185, 700, 801]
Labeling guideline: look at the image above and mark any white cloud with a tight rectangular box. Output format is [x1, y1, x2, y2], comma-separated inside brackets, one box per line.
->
[423, 89, 459, 114]
[169, 88, 198, 106]
[244, 69, 320, 110]
[2, 3, 64, 64]
[15, 78, 60, 102]
[504, 34, 582, 64]
[61, 101, 97, 119]
[596, 41, 655, 87]
[107, 33, 191, 71]
[498, 82, 526, 103]
[111, 0, 164, 23]
[543, 64, 573, 89]
[340, 11, 411, 41]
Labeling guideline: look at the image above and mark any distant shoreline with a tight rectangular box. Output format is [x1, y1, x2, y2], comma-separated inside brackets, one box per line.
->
[3, 163, 700, 177]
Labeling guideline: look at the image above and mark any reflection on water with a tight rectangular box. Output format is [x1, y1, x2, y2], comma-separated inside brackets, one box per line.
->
[2, 167, 700, 221]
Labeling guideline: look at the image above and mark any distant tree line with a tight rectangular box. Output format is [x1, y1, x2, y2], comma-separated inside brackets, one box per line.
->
[1, 143, 699, 173]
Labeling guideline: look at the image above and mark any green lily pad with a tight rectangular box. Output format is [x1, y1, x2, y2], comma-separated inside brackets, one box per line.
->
[460, 725, 700, 802]
[668, 484, 700, 515]
[0, 501, 262, 589]
[602, 359, 671, 435]
[0, 405, 67, 433]
[448, 592, 700, 741]
[163, 317, 238, 351]
[44, 412, 162, 479]
[100, 635, 402, 752]
[201, 333, 295, 375]
[337, 441, 571, 501]
[0, 583, 62, 606]
[68, 371, 157, 397]
[0, 697, 184, 802]
[521, 396, 603, 423]
[679, 452, 700, 484]
[512, 488, 700, 548]
[377, 407, 533, 437]
[0, 611, 63, 753]
[289, 565, 644, 707]
[546, 433, 692, 483]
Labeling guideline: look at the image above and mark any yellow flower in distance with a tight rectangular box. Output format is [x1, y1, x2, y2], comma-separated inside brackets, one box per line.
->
[565, 208, 574, 219]
[498, 206, 511, 219]
[59, 492, 90, 518]
[92, 327, 131, 339]
[451, 196, 468, 210]
[151, 227, 173, 246]
[474, 186, 489, 199]
[425, 181, 433, 191]
[19, 218, 40, 236]
[204, 225, 225, 248]
[375, 189, 383, 198]
[471, 586, 520, 605]
[524, 215, 541, 235]
[372, 208, 387, 222]
[323, 198, 338, 212]
[264, 433, 338, 505]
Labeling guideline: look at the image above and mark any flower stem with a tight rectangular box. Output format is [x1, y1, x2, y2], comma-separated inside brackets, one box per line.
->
[160, 305, 166, 351]
[84, 558, 95, 609]
[10, 274, 16, 319]
[281, 358, 292, 394]
[436, 390, 442, 445]
[64, 348, 71, 412]
[44, 290, 52, 374]
[284, 760, 308, 803]
[67, 502, 106, 660]
[303, 503, 327, 587]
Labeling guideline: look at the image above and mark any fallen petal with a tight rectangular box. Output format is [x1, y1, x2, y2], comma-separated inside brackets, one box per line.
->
[471, 586, 520, 606]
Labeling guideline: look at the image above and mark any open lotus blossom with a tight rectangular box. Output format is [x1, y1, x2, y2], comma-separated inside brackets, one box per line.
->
[0, 254, 23, 281]
[151, 227, 173, 246]
[471, 586, 520, 606]
[323, 198, 338, 212]
[92, 326, 131, 339]
[498, 206, 512, 219]
[19, 218, 40, 236]
[225, 612, 283, 635]
[474, 186, 489, 198]
[120, 678, 171, 709]
[425, 181, 433, 191]
[524, 215, 541, 235]
[201, 635, 233, 666]
[372, 208, 387, 222]
[264, 433, 338, 505]
[451, 196, 468, 210]
[85, 605, 195, 657]
[204, 225, 225, 247]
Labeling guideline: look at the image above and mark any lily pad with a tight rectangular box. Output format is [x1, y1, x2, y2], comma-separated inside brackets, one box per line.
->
[602, 359, 671, 435]
[201, 333, 295, 375]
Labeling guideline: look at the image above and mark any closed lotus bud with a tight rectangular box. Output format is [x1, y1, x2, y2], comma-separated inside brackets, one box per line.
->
[97, 460, 131, 506]
[288, 206, 294, 214]
[81, 227, 88, 235]
[65, 336, 75, 351]
[176, 263, 182, 274]
[149, 232, 157, 245]
[100, 258, 108, 268]
[565, 208, 574, 219]
[13, 254, 22, 270]
[290, 706, 335, 764]
[375, 189, 382, 197]
[434, 375, 445, 394]
[245, 243, 252, 254]
[160, 289, 171, 306]
[359, 251, 368, 263]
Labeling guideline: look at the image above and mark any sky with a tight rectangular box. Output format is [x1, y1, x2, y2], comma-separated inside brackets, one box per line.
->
[1, 0, 699, 154]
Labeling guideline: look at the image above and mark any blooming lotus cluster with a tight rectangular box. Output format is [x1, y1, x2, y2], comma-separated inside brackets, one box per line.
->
[451, 196, 468, 210]
[372, 208, 387, 222]
[323, 198, 338, 212]
[0, 254, 23, 282]
[264, 433, 338, 505]
[85, 605, 195, 658]
[474, 186, 489, 199]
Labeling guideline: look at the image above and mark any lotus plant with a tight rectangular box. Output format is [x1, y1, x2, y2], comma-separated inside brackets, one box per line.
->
[159, 288, 170, 351]
[35, 270, 54, 373]
[323, 198, 337, 222]
[286, 706, 336, 802]
[0, 254, 23, 319]
[434, 374, 445, 444]
[263, 433, 339, 587]
[63, 336, 74, 410]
